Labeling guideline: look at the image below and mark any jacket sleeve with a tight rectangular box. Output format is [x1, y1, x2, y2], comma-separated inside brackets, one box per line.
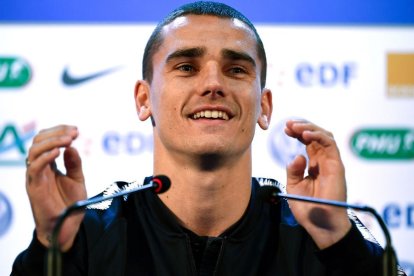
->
[315, 221, 382, 275]
[316, 219, 406, 276]
[11, 230, 88, 276]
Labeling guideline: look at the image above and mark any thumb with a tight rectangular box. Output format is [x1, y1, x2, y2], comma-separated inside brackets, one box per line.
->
[63, 147, 84, 182]
[286, 155, 307, 186]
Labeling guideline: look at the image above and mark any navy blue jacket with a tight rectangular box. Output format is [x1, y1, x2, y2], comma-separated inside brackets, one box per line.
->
[12, 177, 387, 275]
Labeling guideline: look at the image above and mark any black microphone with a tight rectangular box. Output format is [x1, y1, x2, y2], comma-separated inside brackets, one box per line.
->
[258, 185, 398, 276]
[47, 175, 171, 276]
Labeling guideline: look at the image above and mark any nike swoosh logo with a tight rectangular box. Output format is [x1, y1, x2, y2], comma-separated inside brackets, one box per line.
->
[62, 66, 121, 86]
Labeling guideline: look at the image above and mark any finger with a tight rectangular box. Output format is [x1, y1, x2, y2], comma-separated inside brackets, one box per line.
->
[29, 135, 73, 161]
[285, 121, 334, 146]
[34, 125, 78, 144]
[54, 147, 86, 205]
[302, 130, 335, 148]
[27, 126, 79, 170]
[286, 155, 307, 185]
[285, 120, 323, 137]
[63, 147, 84, 183]
[284, 119, 307, 139]
[28, 126, 78, 159]
[26, 138, 74, 182]
[26, 147, 60, 178]
[285, 119, 317, 143]
[26, 128, 78, 186]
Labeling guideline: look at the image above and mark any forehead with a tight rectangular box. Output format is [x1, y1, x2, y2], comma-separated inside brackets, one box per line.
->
[157, 14, 259, 60]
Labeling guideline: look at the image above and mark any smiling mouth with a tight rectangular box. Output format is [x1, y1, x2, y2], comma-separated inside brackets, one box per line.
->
[192, 110, 230, 120]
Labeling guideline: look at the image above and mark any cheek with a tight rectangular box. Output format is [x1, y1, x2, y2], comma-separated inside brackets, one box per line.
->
[150, 79, 170, 111]
[151, 90, 181, 125]
[248, 93, 262, 119]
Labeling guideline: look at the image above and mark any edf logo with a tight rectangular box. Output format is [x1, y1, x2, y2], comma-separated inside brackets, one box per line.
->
[103, 131, 153, 155]
[383, 203, 414, 228]
[296, 62, 357, 87]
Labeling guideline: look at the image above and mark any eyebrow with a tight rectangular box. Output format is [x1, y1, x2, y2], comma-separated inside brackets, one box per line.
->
[166, 47, 206, 63]
[221, 49, 256, 68]
[165, 47, 256, 68]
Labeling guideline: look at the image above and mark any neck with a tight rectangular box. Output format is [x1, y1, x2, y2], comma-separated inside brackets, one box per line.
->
[155, 150, 252, 237]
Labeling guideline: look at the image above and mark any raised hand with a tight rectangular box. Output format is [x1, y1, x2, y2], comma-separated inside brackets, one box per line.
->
[25, 125, 86, 251]
[284, 119, 351, 249]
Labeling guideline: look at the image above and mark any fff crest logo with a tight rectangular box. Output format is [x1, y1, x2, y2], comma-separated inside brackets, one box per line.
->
[0, 122, 36, 166]
[0, 57, 32, 88]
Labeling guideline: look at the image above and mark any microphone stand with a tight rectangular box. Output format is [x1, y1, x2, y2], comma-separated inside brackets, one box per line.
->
[47, 181, 160, 276]
[270, 191, 398, 276]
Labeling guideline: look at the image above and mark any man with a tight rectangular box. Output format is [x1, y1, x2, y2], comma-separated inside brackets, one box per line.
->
[12, 1, 389, 275]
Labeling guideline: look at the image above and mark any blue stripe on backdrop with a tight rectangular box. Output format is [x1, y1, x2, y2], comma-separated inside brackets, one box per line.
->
[1, 0, 414, 24]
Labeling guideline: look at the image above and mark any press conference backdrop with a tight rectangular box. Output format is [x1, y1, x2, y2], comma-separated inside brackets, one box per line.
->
[1, 0, 414, 274]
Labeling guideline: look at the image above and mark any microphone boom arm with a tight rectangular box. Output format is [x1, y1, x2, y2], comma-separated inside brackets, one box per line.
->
[272, 191, 398, 276]
[47, 177, 169, 276]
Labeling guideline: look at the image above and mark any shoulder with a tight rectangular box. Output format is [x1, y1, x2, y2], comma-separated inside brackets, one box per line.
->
[252, 176, 299, 227]
[82, 179, 151, 231]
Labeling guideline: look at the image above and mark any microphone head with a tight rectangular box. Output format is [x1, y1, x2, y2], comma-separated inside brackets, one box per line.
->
[257, 185, 281, 204]
[151, 175, 171, 194]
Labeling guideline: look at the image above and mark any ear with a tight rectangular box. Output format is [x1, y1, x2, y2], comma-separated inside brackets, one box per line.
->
[257, 88, 273, 130]
[134, 80, 152, 121]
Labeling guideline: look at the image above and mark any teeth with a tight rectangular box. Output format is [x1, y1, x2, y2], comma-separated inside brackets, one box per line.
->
[192, 110, 229, 120]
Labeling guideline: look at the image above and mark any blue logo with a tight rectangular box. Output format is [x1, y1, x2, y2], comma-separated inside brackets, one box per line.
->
[102, 131, 153, 155]
[382, 203, 414, 228]
[295, 62, 356, 87]
[62, 66, 122, 87]
[0, 122, 36, 166]
[0, 191, 13, 236]
[268, 119, 308, 168]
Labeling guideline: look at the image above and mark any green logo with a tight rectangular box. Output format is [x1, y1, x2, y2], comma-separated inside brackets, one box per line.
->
[351, 128, 414, 160]
[0, 57, 32, 88]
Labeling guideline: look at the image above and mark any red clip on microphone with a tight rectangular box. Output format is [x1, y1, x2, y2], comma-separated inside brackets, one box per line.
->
[152, 175, 171, 194]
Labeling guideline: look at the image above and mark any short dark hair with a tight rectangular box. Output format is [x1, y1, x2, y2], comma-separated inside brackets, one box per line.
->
[142, 1, 267, 89]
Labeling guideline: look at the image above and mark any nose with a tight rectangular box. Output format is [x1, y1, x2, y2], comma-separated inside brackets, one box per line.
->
[200, 62, 225, 97]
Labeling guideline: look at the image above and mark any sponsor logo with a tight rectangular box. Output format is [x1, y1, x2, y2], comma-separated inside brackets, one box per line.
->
[268, 119, 308, 168]
[351, 128, 414, 160]
[387, 53, 414, 97]
[296, 62, 356, 87]
[62, 66, 121, 86]
[0, 122, 36, 166]
[354, 202, 414, 230]
[0, 57, 32, 88]
[382, 203, 414, 228]
[352, 202, 413, 275]
[102, 131, 153, 155]
[0, 191, 13, 237]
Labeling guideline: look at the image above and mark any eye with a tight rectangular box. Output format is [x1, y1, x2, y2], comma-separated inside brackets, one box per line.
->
[177, 64, 195, 72]
[229, 66, 247, 75]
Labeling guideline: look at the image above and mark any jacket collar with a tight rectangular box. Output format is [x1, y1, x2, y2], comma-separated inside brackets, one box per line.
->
[137, 176, 283, 242]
